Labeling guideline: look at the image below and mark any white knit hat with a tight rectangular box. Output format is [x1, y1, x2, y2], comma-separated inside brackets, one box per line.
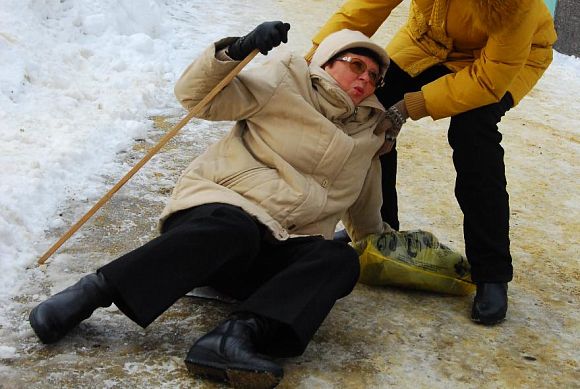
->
[310, 29, 390, 77]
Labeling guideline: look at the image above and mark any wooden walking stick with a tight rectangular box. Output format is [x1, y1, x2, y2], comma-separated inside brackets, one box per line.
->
[38, 50, 259, 265]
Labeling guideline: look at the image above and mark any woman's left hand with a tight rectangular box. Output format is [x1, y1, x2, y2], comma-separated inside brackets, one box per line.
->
[374, 114, 399, 156]
[374, 100, 409, 156]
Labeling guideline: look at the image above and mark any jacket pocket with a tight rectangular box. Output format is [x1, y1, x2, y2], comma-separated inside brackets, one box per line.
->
[280, 176, 326, 230]
[217, 166, 268, 188]
[217, 167, 326, 230]
[218, 167, 304, 222]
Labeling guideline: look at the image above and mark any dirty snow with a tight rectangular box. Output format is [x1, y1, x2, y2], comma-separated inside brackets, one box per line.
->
[0, 0, 579, 387]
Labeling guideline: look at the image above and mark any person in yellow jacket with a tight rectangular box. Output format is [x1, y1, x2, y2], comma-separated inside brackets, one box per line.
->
[309, 0, 557, 325]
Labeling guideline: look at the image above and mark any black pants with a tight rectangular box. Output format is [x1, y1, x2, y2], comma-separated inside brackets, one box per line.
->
[99, 203, 360, 357]
[375, 62, 513, 283]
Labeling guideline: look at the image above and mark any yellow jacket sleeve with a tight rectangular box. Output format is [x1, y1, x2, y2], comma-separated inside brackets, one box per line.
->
[422, 4, 554, 118]
[312, 0, 403, 45]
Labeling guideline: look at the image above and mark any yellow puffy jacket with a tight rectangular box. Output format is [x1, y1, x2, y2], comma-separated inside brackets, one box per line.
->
[312, 0, 557, 119]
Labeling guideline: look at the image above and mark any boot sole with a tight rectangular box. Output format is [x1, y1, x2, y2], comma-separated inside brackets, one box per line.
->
[185, 359, 281, 389]
[471, 314, 506, 325]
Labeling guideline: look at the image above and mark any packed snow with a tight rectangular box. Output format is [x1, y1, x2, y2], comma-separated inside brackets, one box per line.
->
[0, 0, 579, 307]
[1, 1, 579, 387]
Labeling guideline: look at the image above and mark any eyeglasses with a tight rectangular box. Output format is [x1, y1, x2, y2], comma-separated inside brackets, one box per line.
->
[334, 56, 383, 87]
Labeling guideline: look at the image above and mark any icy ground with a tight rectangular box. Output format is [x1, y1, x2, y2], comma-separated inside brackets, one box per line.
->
[0, 0, 578, 387]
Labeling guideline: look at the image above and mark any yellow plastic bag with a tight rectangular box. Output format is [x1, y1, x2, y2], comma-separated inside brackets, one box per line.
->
[351, 230, 475, 295]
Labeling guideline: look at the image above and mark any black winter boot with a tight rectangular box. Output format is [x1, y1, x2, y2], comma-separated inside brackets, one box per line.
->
[471, 282, 508, 325]
[185, 313, 283, 388]
[29, 272, 113, 344]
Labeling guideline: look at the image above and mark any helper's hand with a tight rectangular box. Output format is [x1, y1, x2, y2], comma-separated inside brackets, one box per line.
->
[227, 21, 291, 60]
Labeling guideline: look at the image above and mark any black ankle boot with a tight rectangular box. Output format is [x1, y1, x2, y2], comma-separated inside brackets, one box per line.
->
[471, 282, 508, 325]
[185, 313, 283, 388]
[29, 272, 113, 344]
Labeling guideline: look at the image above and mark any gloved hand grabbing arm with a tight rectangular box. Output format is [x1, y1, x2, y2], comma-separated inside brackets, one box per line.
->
[227, 21, 291, 60]
[375, 99, 409, 156]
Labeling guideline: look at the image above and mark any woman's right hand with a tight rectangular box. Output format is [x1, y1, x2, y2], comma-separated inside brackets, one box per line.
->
[227, 21, 291, 60]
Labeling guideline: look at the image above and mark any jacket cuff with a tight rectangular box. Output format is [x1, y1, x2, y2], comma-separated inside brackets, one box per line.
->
[404, 92, 429, 120]
[216, 48, 234, 61]
[214, 37, 239, 55]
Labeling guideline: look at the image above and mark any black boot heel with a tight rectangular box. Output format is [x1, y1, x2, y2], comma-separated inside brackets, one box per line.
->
[185, 315, 283, 388]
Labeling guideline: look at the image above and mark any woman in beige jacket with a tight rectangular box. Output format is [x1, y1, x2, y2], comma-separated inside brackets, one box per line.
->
[29, 22, 390, 388]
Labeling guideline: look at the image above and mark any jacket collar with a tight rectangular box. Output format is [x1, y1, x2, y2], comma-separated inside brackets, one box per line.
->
[309, 65, 384, 120]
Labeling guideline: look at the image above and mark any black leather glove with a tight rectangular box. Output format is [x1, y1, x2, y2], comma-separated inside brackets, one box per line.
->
[227, 21, 291, 60]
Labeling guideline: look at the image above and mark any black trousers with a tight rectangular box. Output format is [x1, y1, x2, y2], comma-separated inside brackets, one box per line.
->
[99, 203, 360, 357]
[375, 61, 513, 283]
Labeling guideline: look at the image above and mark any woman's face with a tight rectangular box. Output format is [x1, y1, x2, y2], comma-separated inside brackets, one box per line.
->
[324, 52, 380, 106]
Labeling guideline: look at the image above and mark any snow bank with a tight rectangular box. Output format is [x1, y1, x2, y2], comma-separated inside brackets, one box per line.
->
[0, 0, 187, 300]
[0, 0, 282, 305]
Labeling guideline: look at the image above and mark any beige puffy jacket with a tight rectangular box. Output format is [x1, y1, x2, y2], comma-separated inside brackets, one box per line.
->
[160, 31, 389, 242]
